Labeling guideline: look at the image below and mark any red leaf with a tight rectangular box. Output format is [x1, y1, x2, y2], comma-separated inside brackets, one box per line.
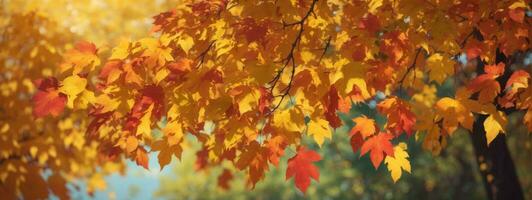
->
[358, 14, 380, 34]
[235, 17, 270, 45]
[32, 78, 67, 118]
[350, 133, 364, 153]
[124, 85, 165, 132]
[505, 70, 530, 89]
[322, 85, 342, 128]
[377, 97, 416, 136]
[360, 132, 394, 169]
[217, 169, 233, 190]
[484, 62, 505, 76]
[286, 147, 321, 194]
[258, 86, 273, 114]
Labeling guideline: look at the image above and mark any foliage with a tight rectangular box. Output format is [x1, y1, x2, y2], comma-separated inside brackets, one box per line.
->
[0, 0, 530, 198]
[0, 1, 173, 199]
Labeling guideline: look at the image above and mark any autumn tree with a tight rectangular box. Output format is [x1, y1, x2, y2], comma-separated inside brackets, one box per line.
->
[0, 1, 173, 199]
[1, 0, 530, 199]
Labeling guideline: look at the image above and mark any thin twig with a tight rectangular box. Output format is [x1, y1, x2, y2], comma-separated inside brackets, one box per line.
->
[398, 48, 423, 90]
[195, 40, 216, 68]
[266, 0, 319, 115]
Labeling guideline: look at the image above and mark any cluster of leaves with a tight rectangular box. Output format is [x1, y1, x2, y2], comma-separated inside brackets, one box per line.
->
[1, 0, 175, 199]
[16, 0, 532, 196]
[0, 11, 124, 199]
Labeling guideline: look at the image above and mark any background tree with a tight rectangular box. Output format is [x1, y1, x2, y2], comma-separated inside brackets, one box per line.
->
[0, 0, 530, 199]
[0, 1, 173, 199]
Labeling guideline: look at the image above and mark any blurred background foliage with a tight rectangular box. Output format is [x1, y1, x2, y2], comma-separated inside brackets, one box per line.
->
[156, 116, 531, 200]
[2, 0, 175, 45]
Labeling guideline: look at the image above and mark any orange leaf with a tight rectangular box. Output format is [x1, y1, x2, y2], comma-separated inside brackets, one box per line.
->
[135, 148, 149, 169]
[286, 147, 321, 194]
[126, 136, 139, 153]
[360, 132, 394, 169]
[350, 115, 377, 138]
[32, 78, 67, 118]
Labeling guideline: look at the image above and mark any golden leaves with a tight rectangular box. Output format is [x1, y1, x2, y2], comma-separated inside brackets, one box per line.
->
[60, 41, 100, 75]
[307, 118, 332, 147]
[426, 53, 454, 84]
[384, 143, 411, 182]
[367, 0, 383, 14]
[484, 111, 507, 145]
[178, 34, 194, 54]
[12, 0, 532, 196]
[59, 75, 87, 108]
[126, 136, 139, 153]
[435, 97, 474, 133]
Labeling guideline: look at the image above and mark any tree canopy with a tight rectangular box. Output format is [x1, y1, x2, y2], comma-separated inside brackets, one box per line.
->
[1, 0, 531, 199]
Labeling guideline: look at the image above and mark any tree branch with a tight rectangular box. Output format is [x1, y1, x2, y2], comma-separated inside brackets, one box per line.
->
[267, 0, 319, 115]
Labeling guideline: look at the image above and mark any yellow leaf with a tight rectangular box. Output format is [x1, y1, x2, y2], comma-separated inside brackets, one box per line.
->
[427, 53, 454, 84]
[30, 146, 38, 157]
[345, 78, 371, 100]
[238, 90, 259, 114]
[484, 111, 507, 145]
[300, 50, 315, 64]
[178, 34, 194, 54]
[59, 75, 87, 108]
[126, 136, 138, 153]
[509, 1, 527, 9]
[216, 38, 234, 57]
[137, 105, 154, 137]
[273, 108, 305, 132]
[110, 40, 130, 60]
[384, 143, 411, 182]
[368, 0, 383, 14]
[155, 68, 170, 84]
[308, 118, 332, 147]
[163, 120, 184, 146]
[74, 90, 96, 109]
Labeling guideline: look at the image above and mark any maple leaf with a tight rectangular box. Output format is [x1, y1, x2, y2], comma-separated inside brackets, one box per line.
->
[152, 139, 183, 170]
[467, 63, 505, 103]
[286, 147, 321, 194]
[59, 75, 88, 108]
[126, 136, 139, 153]
[350, 133, 364, 153]
[60, 40, 100, 74]
[360, 132, 394, 169]
[307, 118, 332, 147]
[377, 97, 416, 136]
[499, 70, 530, 107]
[384, 143, 411, 182]
[426, 53, 454, 84]
[135, 147, 150, 169]
[484, 111, 508, 145]
[235, 141, 269, 188]
[32, 78, 67, 118]
[265, 135, 288, 166]
[350, 115, 377, 139]
[322, 85, 342, 128]
[435, 97, 474, 133]
[217, 169, 233, 190]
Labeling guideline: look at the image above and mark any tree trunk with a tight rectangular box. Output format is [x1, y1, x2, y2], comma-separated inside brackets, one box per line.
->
[469, 115, 524, 200]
